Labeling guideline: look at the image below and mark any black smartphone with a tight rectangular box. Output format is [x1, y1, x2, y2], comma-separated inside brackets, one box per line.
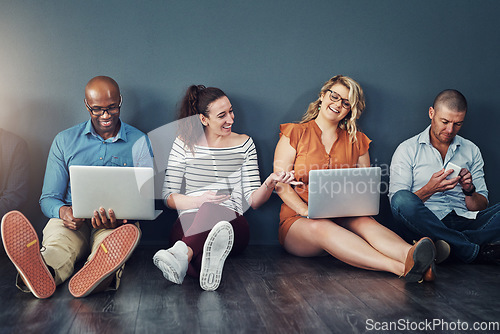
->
[216, 189, 232, 196]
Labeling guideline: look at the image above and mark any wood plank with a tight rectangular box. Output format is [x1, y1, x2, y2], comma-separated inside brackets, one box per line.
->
[1, 246, 500, 333]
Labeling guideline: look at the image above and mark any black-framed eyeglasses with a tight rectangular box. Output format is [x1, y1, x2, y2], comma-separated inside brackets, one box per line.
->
[327, 90, 351, 110]
[84, 95, 122, 116]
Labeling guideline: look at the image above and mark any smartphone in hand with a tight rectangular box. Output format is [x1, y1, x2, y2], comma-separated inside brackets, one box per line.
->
[216, 189, 232, 196]
[445, 162, 461, 179]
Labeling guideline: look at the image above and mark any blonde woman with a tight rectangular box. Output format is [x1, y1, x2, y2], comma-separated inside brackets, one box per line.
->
[273, 75, 436, 282]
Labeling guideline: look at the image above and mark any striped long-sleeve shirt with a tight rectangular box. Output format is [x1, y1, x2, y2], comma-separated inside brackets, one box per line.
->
[162, 136, 261, 215]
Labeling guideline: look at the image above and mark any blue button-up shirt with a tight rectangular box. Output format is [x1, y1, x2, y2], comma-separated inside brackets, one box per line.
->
[389, 125, 488, 220]
[40, 119, 154, 219]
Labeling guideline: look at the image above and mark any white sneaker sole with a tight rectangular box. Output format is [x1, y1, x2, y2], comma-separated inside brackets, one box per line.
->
[153, 250, 182, 284]
[199, 221, 234, 291]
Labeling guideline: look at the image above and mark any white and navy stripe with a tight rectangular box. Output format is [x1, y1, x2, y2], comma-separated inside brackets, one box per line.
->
[163, 136, 261, 215]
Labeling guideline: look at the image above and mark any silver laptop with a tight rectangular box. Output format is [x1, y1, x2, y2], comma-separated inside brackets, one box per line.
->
[70, 165, 162, 220]
[307, 167, 381, 219]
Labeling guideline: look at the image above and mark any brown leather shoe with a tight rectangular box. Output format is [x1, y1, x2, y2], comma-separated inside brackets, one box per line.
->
[403, 237, 436, 283]
[422, 262, 436, 282]
[435, 240, 451, 264]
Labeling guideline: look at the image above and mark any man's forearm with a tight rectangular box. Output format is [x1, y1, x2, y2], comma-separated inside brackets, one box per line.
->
[414, 186, 433, 203]
[40, 197, 66, 219]
[465, 192, 488, 211]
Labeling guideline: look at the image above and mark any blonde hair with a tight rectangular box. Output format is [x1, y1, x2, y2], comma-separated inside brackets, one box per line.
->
[301, 75, 365, 143]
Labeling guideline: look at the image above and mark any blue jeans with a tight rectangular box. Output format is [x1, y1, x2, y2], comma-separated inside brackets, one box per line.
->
[390, 190, 500, 263]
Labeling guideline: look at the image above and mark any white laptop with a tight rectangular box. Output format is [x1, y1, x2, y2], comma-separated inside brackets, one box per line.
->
[307, 167, 381, 219]
[70, 165, 162, 220]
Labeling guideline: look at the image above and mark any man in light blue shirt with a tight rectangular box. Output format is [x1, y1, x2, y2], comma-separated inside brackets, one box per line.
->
[1, 76, 154, 299]
[389, 89, 500, 264]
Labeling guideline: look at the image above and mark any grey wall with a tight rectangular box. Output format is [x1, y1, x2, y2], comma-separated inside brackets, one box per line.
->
[1, 0, 499, 245]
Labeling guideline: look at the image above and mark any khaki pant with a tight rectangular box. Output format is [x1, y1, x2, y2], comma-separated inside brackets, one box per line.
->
[40, 219, 140, 288]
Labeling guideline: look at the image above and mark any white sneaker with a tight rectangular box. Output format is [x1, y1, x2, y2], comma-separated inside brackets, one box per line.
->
[153, 241, 188, 284]
[199, 221, 234, 291]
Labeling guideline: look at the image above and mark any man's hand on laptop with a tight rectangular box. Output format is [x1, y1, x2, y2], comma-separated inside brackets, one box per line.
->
[91, 207, 128, 229]
[59, 205, 86, 231]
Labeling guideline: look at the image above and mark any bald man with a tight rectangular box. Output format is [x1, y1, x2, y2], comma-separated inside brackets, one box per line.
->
[389, 89, 500, 266]
[1, 76, 154, 298]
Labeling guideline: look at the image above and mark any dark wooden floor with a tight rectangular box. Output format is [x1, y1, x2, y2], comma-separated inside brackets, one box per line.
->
[1, 246, 499, 334]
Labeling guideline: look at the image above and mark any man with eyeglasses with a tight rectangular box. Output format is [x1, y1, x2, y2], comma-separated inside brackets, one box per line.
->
[389, 89, 500, 267]
[1, 76, 153, 298]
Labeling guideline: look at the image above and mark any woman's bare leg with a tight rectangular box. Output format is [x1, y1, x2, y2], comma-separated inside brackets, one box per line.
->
[338, 216, 412, 263]
[283, 218, 405, 276]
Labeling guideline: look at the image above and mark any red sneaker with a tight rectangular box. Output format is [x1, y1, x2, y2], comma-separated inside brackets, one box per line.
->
[68, 224, 141, 298]
[1, 211, 56, 299]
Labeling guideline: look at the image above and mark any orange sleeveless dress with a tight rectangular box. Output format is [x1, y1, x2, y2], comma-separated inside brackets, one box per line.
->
[278, 120, 371, 245]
